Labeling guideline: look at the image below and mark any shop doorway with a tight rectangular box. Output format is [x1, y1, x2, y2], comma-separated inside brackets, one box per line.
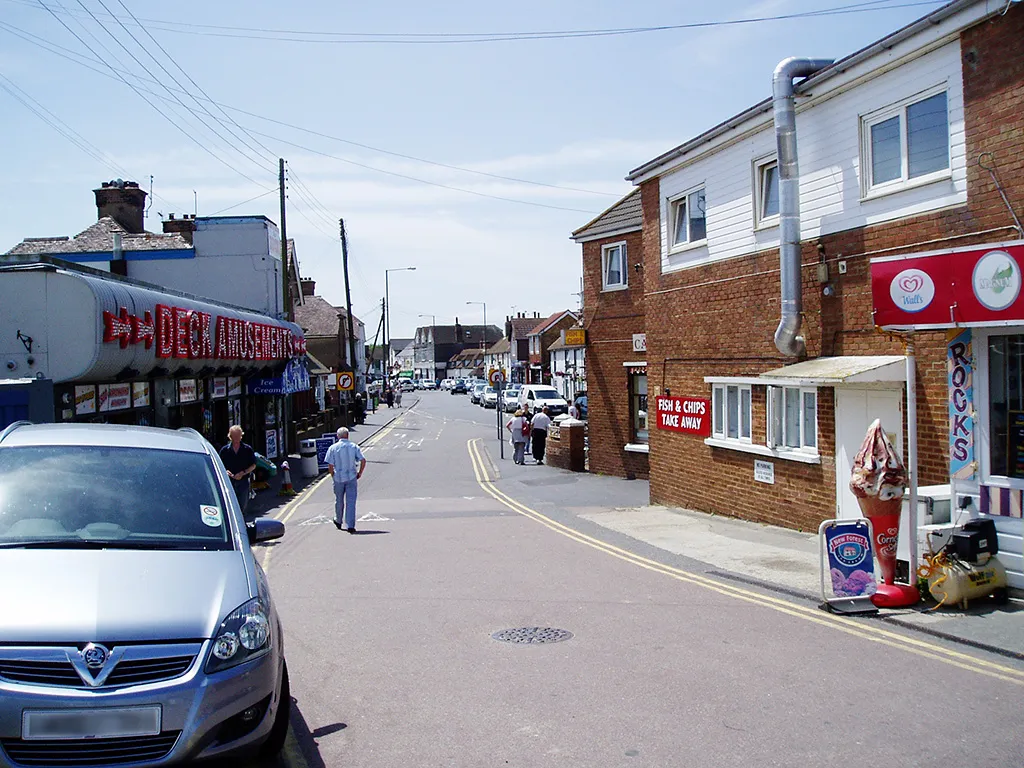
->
[835, 388, 904, 520]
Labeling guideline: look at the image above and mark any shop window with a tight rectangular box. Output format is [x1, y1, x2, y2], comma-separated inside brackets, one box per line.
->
[862, 90, 949, 195]
[768, 386, 817, 453]
[987, 334, 1024, 478]
[712, 384, 752, 442]
[631, 371, 648, 444]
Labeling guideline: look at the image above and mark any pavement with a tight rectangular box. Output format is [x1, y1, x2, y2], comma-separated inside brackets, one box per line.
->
[477, 444, 1024, 661]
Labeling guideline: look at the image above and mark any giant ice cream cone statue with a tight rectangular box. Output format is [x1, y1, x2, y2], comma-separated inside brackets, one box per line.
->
[849, 419, 919, 607]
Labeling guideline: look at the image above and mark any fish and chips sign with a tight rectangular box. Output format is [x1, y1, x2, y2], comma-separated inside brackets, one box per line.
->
[655, 396, 710, 436]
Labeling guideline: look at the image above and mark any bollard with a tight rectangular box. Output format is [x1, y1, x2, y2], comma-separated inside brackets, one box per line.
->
[277, 460, 297, 496]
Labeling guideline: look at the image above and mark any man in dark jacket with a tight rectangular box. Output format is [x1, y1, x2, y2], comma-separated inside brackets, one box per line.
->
[219, 424, 257, 514]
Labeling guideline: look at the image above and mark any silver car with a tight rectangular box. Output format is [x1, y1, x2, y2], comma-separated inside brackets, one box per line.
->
[0, 422, 289, 766]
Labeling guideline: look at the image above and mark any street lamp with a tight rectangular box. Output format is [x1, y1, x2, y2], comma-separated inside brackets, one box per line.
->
[385, 267, 416, 388]
[466, 301, 486, 353]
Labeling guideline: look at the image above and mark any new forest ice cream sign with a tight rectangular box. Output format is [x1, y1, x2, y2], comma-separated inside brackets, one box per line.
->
[871, 242, 1024, 328]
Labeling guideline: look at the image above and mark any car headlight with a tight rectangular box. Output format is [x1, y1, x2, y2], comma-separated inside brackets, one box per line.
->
[205, 597, 272, 673]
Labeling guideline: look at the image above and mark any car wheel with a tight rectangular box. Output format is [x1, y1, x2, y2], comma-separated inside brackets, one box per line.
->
[259, 661, 291, 758]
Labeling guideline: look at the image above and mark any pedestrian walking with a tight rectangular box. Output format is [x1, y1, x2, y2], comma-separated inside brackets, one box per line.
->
[354, 392, 366, 425]
[395, 387, 403, 407]
[506, 409, 530, 465]
[386, 387, 395, 408]
[324, 427, 366, 533]
[218, 425, 257, 514]
[531, 406, 551, 464]
[521, 404, 533, 453]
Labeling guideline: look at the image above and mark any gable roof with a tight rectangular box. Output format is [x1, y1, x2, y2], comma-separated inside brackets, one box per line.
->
[293, 295, 344, 337]
[529, 310, 577, 336]
[509, 316, 540, 340]
[7, 217, 192, 255]
[571, 189, 642, 243]
[486, 338, 510, 355]
[391, 338, 414, 354]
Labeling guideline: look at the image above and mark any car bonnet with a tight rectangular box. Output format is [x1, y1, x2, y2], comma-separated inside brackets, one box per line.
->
[1, 550, 252, 643]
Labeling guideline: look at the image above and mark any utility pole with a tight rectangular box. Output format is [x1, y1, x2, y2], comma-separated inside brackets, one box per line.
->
[278, 158, 291, 321]
[340, 218, 358, 389]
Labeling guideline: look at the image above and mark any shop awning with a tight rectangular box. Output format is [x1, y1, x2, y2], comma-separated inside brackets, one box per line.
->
[759, 356, 906, 385]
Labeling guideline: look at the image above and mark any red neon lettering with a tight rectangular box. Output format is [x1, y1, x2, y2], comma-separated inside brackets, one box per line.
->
[173, 307, 190, 358]
[155, 304, 174, 358]
[187, 311, 203, 358]
[131, 311, 154, 349]
[215, 317, 229, 359]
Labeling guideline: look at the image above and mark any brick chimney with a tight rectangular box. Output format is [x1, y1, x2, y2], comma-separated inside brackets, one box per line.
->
[300, 278, 316, 297]
[94, 180, 146, 234]
[161, 213, 196, 244]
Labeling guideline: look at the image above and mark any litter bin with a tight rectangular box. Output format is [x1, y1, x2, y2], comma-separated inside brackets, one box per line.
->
[299, 438, 319, 478]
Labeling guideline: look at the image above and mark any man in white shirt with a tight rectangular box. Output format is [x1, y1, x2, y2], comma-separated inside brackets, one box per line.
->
[530, 407, 552, 465]
[324, 427, 366, 533]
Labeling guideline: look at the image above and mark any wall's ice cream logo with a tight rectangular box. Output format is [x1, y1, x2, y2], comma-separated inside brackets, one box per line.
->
[889, 268, 934, 313]
[972, 250, 1021, 311]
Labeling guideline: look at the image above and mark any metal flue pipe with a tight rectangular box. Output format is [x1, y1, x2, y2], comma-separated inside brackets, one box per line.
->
[772, 57, 833, 357]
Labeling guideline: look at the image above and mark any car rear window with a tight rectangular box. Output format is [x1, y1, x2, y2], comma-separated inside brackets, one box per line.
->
[0, 446, 233, 551]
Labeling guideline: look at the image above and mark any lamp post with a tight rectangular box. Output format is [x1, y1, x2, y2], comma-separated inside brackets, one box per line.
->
[385, 267, 416, 389]
[417, 313, 436, 381]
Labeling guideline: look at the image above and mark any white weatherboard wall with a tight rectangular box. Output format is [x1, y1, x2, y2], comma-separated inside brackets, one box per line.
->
[130, 218, 283, 318]
[659, 40, 966, 273]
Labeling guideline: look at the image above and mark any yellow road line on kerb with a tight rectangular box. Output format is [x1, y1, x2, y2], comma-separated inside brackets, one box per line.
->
[466, 439, 1024, 687]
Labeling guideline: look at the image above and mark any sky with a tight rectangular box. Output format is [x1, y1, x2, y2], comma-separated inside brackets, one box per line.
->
[0, 0, 949, 338]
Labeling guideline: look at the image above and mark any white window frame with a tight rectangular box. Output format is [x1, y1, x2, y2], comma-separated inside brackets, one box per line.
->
[601, 241, 628, 291]
[767, 386, 818, 455]
[753, 155, 780, 229]
[860, 86, 951, 199]
[974, 326, 1024, 491]
[711, 383, 752, 444]
[668, 185, 708, 252]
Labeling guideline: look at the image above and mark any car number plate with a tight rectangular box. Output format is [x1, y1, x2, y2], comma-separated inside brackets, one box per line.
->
[22, 706, 161, 740]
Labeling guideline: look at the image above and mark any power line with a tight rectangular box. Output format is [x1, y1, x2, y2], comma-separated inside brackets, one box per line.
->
[5, 0, 944, 43]
[0, 19, 621, 200]
[208, 188, 277, 216]
[34, 0, 270, 188]
[75, 0, 275, 178]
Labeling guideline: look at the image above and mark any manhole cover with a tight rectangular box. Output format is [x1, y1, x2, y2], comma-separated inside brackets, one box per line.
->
[491, 627, 573, 645]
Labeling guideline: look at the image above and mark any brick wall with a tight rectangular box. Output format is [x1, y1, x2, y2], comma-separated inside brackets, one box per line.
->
[581, 228, 649, 479]
[634, 6, 1024, 532]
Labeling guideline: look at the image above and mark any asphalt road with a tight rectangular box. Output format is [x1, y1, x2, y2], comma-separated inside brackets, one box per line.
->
[248, 391, 1024, 768]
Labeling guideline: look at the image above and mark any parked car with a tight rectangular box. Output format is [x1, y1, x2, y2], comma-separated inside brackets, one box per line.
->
[398, 379, 416, 392]
[502, 387, 522, 412]
[0, 421, 290, 764]
[421, 379, 438, 390]
[470, 383, 487, 404]
[451, 379, 468, 394]
[519, 384, 570, 416]
[482, 386, 498, 408]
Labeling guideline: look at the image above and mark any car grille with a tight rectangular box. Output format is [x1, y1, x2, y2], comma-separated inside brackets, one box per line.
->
[1, 732, 180, 766]
[0, 646, 200, 689]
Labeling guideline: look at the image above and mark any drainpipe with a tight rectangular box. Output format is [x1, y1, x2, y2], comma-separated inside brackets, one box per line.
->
[773, 57, 833, 357]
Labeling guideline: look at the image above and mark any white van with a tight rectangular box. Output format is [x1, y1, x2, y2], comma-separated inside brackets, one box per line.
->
[518, 385, 569, 416]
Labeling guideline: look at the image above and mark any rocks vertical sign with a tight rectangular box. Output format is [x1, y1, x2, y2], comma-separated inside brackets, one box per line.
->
[947, 328, 975, 481]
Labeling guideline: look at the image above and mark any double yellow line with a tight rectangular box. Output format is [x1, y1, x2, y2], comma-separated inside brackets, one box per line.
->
[467, 438, 1024, 686]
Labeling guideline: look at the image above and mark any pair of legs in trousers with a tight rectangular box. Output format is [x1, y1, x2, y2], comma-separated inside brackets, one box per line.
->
[532, 429, 547, 464]
[513, 440, 526, 465]
[333, 478, 358, 530]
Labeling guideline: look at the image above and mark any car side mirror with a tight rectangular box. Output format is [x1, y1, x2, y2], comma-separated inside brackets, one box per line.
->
[247, 518, 285, 544]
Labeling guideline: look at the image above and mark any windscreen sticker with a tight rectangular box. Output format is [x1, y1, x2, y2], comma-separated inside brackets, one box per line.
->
[200, 505, 223, 527]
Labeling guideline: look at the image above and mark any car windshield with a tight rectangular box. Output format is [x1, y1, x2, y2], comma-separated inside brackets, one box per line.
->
[485, 387, 495, 394]
[534, 389, 560, 399]
[0, 445, 232, 551]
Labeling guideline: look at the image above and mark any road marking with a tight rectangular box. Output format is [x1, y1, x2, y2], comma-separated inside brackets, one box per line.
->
[298, 515, 333, 527]
[258, 414, 409, 572]
[358, 511, 391, 522]
[467, 439, 1024, 687]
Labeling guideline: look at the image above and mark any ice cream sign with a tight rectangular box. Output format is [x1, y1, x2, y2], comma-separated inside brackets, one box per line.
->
[871, 241, 1024, 328]
[655, 396, 710, 436]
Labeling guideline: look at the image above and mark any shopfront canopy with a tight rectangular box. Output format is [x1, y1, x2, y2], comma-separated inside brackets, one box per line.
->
[758, 356, 907, 386]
